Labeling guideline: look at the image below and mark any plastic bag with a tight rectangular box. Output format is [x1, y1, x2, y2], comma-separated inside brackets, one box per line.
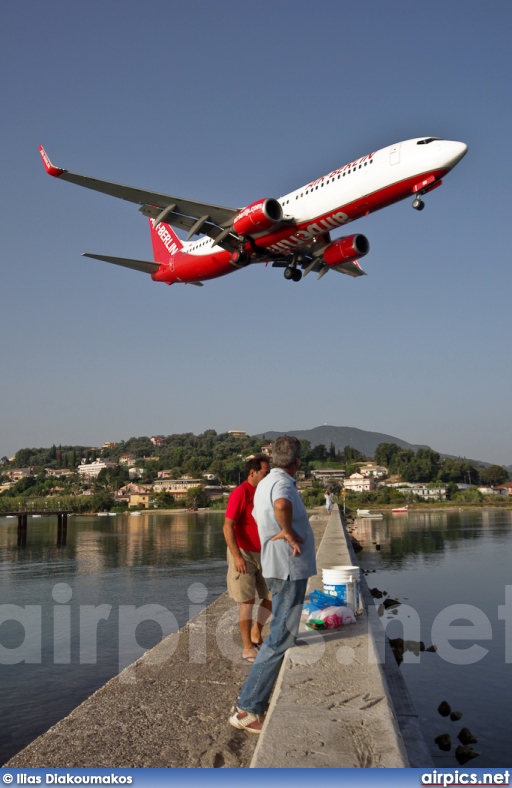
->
[305, 605, 356, 630]
[301, 601, 323, 618]
[310, 588, 345, 609]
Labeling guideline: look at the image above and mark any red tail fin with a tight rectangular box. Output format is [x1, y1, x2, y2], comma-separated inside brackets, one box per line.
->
[149, 218, 183, 264]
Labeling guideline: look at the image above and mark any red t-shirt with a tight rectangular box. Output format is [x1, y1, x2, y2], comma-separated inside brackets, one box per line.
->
[225, 480, 260, 552]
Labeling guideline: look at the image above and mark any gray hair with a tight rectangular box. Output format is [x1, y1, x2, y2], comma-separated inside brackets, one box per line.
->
[272, 435, 302, 468]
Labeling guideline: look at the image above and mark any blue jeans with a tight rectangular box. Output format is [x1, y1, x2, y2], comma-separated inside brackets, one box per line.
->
[236, 576, 308, 715]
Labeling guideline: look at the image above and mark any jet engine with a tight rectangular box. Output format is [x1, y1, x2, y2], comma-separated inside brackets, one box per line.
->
[232, 198, 283, 235]
[323, 234, 370, 266]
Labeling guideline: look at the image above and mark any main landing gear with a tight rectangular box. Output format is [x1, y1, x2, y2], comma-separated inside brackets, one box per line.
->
[284, 266, 302, 282]
[230, 249, 250, 267]
[412, 196, 425, 211]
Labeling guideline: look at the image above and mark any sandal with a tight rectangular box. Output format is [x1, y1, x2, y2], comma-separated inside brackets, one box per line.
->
[229, 707, 264, 734]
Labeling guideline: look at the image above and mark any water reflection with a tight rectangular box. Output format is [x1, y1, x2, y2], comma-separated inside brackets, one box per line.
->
[0, 511, 228, 765]
[355, 508, 512, 768]
[353, 509, 512, 568]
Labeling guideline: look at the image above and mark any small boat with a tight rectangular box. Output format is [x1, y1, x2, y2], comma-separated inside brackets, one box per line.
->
[356, 509, 383, 519]
[392, 506, 409, 513]
[129, 511, 141, 516]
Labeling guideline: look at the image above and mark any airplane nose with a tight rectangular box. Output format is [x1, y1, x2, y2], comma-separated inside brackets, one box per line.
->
[444, 140, 468, 168]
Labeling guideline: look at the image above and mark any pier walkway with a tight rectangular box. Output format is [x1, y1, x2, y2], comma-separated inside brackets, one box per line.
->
[6, 506, 430, 769]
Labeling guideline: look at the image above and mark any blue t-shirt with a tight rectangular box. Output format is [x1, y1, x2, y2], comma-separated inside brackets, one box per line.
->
[253, 467, 316, 581]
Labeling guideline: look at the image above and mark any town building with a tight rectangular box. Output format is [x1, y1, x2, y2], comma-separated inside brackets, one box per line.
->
[228, 430, 247, 439]
[152, 476, 203, 500]
[119, 454, 136, 466]
[8, 468, 34, 482]
[356, 462, 388, 479]
[150, 436, 167, 447]
[477, 486, 500, 496]
[311, 468, 346, 485]
[343, 473, 377, 492]
[392, 483, 448, 500]
[78, 458, 118, 479]
[129, 492, 152, 509]
[45, 468, 74, 478]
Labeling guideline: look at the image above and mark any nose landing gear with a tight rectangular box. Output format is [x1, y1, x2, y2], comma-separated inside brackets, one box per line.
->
[412, 197, 425, 211]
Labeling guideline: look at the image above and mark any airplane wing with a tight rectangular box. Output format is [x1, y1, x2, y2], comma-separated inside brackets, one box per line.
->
[39, 146, 239, 243]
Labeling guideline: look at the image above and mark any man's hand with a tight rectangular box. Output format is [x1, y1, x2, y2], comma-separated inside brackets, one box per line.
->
[272, 497, 303, 556]
[234, 555, 248, 573]
[271, 529, 303, 556]
[223, 517, 248, 572]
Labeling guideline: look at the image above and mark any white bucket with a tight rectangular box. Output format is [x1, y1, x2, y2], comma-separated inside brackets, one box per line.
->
[322, 565, 360, 582]
[322, 565, 362, 613]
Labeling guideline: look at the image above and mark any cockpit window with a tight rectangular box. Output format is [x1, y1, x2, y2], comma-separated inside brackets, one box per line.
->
[417, 137, 440, 145]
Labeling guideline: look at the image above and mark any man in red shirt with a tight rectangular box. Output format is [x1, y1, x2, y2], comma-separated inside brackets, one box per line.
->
[223, 454, 272, 662]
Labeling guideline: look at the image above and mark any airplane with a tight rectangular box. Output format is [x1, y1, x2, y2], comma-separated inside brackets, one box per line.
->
[39, 137, 467, 287]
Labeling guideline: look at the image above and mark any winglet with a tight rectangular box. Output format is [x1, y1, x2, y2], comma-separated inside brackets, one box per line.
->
[39, 145, 65, 177]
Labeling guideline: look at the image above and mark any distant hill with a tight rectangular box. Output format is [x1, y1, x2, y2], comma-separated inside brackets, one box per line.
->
[257, 425, 430, 457]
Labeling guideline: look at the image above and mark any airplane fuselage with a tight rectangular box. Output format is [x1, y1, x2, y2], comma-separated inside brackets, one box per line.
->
[151, 137, 466, 285]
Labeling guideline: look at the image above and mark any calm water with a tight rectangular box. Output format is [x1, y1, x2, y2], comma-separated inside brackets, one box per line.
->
[355, 508, 512, 768]
[0, 511, 228, 765]
[2, 510, 511, 767]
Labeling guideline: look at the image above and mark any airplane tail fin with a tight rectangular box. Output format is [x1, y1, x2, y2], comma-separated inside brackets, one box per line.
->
[149, 218, 183, 264]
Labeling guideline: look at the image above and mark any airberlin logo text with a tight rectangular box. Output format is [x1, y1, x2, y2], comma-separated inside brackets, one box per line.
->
[306, 151, 376, 189]
[150, 219, 180, 256]
[268, 211, 349, 253]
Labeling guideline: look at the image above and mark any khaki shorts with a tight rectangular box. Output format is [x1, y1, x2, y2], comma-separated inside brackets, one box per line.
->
[226, 548, 271, 603]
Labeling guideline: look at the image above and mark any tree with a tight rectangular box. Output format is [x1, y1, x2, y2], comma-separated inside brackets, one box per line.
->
[185, 486, 208, 509]
[14, 448, 32, 467]
[480, 465, 509, 487]
[374, 443, 401, 467]
[209, 460, 226, 485]
[343, 445, 365, 463]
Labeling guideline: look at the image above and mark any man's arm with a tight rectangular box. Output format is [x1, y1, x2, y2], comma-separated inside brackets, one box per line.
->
[223, 518, 248, 573]
[271, 498, 303, 556]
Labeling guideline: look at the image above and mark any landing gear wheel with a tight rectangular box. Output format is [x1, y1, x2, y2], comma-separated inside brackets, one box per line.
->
[284, 267, 294, 280]
[412, 197, 425, 211]
[231, 250, 250, 266]
[291, 268, 302, 282]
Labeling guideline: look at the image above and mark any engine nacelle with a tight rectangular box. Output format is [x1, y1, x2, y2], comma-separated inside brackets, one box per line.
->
[232, 198, 283, 236]
[323, 234, 370, 267]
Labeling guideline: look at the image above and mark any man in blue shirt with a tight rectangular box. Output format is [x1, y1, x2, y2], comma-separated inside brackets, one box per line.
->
[229, 435, 316, 734]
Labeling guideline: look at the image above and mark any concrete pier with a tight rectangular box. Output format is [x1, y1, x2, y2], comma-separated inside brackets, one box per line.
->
[6, 506, 431, 769]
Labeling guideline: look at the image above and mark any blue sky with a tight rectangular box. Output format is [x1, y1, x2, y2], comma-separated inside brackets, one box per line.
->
[1, 0, 510, 465]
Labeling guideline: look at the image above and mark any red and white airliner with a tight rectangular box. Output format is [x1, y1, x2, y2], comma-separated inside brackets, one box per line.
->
[39, 137, 467, 287]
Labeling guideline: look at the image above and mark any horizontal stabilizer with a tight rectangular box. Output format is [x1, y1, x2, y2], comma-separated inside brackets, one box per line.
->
[82, 253, 160, 274]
